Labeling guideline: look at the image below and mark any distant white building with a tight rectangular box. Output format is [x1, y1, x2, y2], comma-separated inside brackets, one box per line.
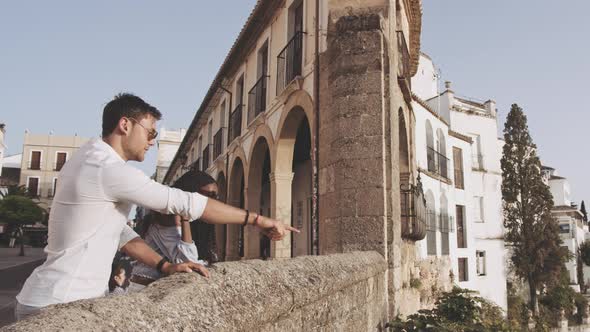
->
[155, 128, 186, 183]
[19, 132, 89, 210]
[412, 53, 507, 310]
[543, 165, 588, 291]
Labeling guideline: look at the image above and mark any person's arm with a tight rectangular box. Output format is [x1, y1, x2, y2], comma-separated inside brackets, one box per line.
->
[103, 163, 298, 240]
[200, 199, 299, 240]
[121, 237, 209, 277]
[102, 164, 208, 221]
[177, 215, 193, 243]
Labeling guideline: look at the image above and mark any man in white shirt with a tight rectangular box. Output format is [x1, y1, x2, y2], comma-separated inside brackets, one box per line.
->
[15, 93, 297, 320]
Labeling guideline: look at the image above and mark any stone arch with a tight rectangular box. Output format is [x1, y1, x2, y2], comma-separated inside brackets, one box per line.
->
[273, 105, 313, 258]
[436, 128, 446, 156]
[228, 146, 249, 188]
[226, 157, 245, 261]
[425, 120, 434, 150]
[247, 123, 275, 171]
[280, 89, 314, 140]
[245, 136, 272, 259]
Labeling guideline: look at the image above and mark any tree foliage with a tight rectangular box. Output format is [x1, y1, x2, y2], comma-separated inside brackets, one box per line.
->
[579, 240, 590, 267]
[501, 104, 569, 314]
[581, 201, 588, 223]
[388, 287, 510, 332]
[0, 195, 45, 256]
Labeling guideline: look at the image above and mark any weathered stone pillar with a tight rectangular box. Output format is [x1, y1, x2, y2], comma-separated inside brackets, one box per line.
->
[319, 5, 392, 323]
[270, 172, 294, 259]
[246, 185, 261, 259]
[225, 196, 243, 261]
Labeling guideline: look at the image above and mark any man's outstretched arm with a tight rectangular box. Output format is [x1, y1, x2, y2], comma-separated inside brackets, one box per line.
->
[121, 237, 209, 278]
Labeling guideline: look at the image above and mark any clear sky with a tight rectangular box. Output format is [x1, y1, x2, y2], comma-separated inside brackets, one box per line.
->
[1, 1, 588, 205]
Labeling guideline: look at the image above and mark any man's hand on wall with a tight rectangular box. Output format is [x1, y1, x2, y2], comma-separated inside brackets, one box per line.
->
[163, 261, 210, 278]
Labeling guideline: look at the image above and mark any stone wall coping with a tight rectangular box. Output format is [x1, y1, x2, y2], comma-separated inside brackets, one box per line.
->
[3, 251, 386, 332]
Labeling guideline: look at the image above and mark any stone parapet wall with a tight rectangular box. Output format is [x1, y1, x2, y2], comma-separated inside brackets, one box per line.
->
[3, 252, 387, 332]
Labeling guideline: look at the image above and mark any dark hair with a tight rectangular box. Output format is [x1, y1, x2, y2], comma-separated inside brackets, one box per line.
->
[173, 170, 216, 193]
[139, 170, 217, 237]
[102, 93, 162, 137]
[108, 258, 131, 292]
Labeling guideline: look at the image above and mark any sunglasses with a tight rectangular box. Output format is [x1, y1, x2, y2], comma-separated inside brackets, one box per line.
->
[127, 117, 158, 140]
[199, 190, 218, 200]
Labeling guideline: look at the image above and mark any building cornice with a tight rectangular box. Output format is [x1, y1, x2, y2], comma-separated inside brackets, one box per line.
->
[405, 0, 423, 76]
[448, 130, 473, 144]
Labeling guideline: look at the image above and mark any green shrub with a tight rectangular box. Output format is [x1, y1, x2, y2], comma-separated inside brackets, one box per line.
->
[387, 287, 510, 332]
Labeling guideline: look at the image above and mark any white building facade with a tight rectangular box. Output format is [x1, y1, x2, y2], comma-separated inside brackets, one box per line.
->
[543, 166, 588, 291]
[155, 128, 186, 183]
[412, 53, 507, 310]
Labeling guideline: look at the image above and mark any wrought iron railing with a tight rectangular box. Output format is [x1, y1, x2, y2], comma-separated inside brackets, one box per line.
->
[400, 175, 427, 241]
[202, 145, 210, 171]
[248, 76, 268, 124]
[277, 31, 304, 94]
[213, 128, 225, 160]
[426, 147, 450, 179]
[229, 104, 243, 144]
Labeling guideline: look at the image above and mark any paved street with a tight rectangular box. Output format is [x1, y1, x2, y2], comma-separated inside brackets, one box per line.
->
[0, 248, 46, 327]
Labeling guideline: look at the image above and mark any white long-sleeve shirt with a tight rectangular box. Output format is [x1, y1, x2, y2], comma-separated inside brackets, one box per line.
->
[16, 138, 208, 307]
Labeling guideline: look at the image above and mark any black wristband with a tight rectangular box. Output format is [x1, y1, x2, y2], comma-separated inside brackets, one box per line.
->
[156, 257, 169, 274]
[243, 210, 250, 226]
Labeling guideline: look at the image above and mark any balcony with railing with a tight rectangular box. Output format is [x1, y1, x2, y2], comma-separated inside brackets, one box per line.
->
[248, 76, 269, 124]
[202, 145, 211, 171]
[277, 31, 304, 94]
[426, 147, 450, 180]
[213, 128, 225, 161]
[400, 179, 427, 241]
[229, 104, 243, 144]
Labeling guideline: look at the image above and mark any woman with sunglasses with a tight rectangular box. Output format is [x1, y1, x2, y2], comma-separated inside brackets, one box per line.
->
[129, 170, 220, 289]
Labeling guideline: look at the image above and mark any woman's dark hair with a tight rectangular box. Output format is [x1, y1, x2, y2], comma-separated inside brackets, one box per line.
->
[139, 170, 217, 237]
[173, 170, 216, 193]
[108, 258, 131, 292]
[102, 93, 162, 137]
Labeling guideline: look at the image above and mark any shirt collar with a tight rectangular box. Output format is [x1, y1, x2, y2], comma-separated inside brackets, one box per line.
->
[94, 138, 126, 163]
